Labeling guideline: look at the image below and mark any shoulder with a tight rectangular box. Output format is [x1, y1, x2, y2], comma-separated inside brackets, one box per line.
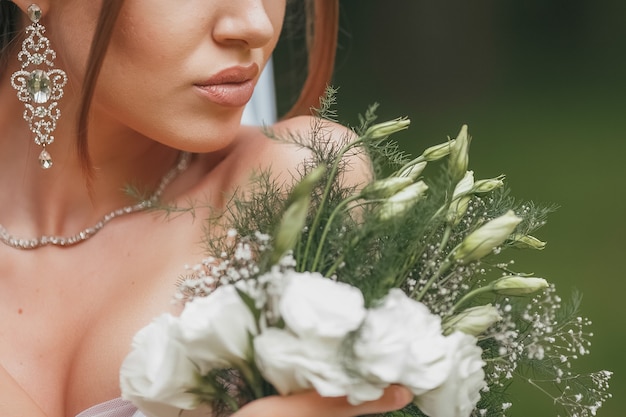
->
[218, 115, 372, 194]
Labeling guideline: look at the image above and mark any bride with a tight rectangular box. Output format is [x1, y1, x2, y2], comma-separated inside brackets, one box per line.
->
[0, 0, 410, 416]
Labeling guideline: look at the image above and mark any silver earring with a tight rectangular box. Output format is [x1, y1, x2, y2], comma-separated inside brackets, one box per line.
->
[10, 4, 68, 169]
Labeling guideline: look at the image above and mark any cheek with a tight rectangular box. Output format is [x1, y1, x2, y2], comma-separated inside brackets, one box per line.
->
[106, 16, 180, 74]
[92, 14, 196, 138]
[93, 56, 244, 154]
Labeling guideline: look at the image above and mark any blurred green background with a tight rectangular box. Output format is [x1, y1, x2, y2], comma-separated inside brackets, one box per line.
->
[277, 1, 623, 415]
[329, 1, 624, 416]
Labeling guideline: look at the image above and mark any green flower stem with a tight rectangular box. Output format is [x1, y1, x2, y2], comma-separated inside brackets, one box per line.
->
[393, 208, 450, 288]
[219, 392, 241, 413]
[322, 200, 375, 277]
[438, 225, 452, 253]
[324, 253, 345, 277]
[524, 376, 562, 404]
[310, 194, 360, 271]
[239, 363, 266, 402]
[300, 137, 366, 271]
[484, 356, 511, 364]
[323, 195, 384, 277]
[410, 192, 468, 299]
[250, 375, 265, 400]
[396, 249, 425, 289]
[449, 285, 495, 313]
[396, 233, 435, 288]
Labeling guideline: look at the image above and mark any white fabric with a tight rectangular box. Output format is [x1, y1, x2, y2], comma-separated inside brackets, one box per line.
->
[241, 58, 277, 126]
[74, 397, 143, 417]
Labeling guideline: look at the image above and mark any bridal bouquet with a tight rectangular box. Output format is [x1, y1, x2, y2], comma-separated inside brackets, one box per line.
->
[119, 92, 612, 417]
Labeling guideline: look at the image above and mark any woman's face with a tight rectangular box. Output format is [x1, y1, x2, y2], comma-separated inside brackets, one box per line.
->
[50, 0, 287, 152]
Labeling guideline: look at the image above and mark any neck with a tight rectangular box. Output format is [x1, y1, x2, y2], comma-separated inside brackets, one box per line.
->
[0, 145, 184, 239]
[0, 151, 192, 249]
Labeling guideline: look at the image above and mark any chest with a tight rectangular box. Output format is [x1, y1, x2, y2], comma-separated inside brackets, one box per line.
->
[0, 213, 207, 417]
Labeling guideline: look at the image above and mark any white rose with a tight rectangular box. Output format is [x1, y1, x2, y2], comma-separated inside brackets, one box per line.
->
[279, 271, 366, 338]
[120, 314, 200, 417]
[178, 285, 257, 373]
[414, 332, 486, 417]
[355, 289, 451, 394]
[254, 327, 352, 397]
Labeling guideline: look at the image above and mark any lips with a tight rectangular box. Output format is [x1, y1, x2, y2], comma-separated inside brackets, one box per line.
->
[194, 64, 259, 107]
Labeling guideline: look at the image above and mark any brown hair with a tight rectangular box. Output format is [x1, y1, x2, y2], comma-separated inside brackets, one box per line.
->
[1, 0, 340, 174]
[77, 0, 125, 178]
[282, 0, 339, 119]
[0, 1, 19, 73]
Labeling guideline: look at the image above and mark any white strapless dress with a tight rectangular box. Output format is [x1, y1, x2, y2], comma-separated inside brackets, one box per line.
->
[75, 397, 141, 417]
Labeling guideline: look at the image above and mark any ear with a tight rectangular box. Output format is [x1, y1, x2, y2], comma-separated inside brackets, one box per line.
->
[9, 1, 52, 19]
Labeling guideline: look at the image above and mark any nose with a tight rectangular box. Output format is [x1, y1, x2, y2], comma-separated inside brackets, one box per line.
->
[212, 1, 278, 49]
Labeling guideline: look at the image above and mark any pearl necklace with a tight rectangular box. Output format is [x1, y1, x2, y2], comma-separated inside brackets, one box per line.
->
[0, 151, 192, 250]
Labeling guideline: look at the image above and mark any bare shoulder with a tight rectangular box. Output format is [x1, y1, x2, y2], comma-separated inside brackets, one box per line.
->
[233, 115, 372, 189]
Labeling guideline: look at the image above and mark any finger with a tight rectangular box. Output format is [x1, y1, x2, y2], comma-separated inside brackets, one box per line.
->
[349, 385, 413, 416]
[232, 385, 413, 417]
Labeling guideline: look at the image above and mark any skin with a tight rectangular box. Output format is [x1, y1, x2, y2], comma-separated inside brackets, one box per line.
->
[0, 0, 410, 416]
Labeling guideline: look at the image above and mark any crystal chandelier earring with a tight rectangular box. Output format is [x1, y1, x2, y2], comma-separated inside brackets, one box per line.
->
[10, 4, 68, 169]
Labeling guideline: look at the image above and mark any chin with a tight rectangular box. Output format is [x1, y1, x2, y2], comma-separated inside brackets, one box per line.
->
[171, 122, 243, 153]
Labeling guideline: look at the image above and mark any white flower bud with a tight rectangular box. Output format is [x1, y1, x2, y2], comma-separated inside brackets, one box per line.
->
[446, 171, 474, 226]
[452, 171, 475, 198]
[422, 140, 455, 162]
[509, 234, 547, 250]
[444, 304, 502, 336]
[364, 118, 411, 139]
[470, 175, 505, 194]
[447, 196, 471, 227]
[492, 276, 549, 296]
[448, 125, 470, 183]
[452, 210, 522, 264]
[398, 160, 427, 180]
[378, 181, 429, 221]
[273, 166, 325, 262]
[360, 177, 413, 200]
